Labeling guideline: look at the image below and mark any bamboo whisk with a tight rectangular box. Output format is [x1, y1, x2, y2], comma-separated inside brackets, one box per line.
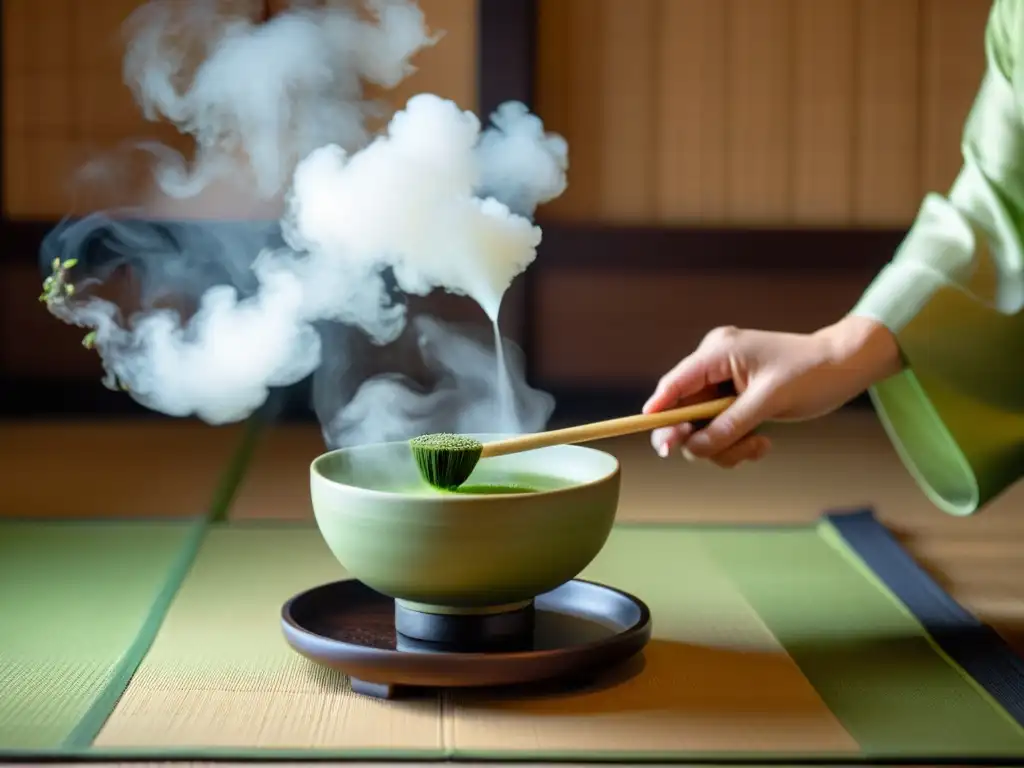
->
[409, 396, 735, 490]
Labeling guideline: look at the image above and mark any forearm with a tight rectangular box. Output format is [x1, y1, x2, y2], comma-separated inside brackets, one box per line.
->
[814, 314, 904, 394]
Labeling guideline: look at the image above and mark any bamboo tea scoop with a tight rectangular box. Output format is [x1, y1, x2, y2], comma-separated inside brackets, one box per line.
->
[410, 395, 736, 490]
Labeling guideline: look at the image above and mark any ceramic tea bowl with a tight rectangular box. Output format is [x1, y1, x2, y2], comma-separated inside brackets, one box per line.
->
[309, 434, 620, 615]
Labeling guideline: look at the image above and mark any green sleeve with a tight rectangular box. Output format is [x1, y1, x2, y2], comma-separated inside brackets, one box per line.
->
[852, 0, 1024, 516]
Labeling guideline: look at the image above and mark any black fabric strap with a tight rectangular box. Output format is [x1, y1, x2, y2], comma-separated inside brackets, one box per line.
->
[827, 508, 1024, 728]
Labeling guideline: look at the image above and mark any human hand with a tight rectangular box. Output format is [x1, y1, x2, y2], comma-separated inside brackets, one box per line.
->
[643, 315, 902, 467]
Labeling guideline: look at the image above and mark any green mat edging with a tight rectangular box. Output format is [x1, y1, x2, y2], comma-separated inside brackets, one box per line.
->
[705, 521, 1024, 758]
[205, 410, 270, 525]
[0, 409, 269, 754]
[0, 519, 209, 752]
[820, 516, 1024, 742]
[58, 516, 209, 750]
[68, 410, 271, 746]
[66, 410, 270, 747]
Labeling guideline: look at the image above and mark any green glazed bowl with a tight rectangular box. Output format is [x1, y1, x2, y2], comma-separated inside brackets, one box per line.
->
[309, 434, 620, 615]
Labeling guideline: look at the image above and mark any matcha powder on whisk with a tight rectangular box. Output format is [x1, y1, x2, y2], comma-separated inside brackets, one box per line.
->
[409, 433, 484, 490]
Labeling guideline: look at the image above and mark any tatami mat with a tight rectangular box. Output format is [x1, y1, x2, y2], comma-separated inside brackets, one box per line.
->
[0, 519, 203, 751]
[83, 522, 1024, 761]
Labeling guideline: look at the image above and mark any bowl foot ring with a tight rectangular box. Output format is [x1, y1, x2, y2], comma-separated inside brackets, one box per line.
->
[395, 600, 535, 650]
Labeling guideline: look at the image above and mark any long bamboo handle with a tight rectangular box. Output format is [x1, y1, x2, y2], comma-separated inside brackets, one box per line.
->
[479, 396, 736, 458]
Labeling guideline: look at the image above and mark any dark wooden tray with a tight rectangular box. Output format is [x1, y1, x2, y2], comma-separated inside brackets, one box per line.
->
[281, 578, 652, 699]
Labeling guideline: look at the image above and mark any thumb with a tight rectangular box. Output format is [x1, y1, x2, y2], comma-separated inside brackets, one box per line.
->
[683, 380, 775, 458]
[643, 349, 730, 414]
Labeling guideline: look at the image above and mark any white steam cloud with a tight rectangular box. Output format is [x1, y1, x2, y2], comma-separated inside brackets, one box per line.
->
[122, 0, 438, 197]
[285, 96, 567, 338]
[42, 0, 567, 442]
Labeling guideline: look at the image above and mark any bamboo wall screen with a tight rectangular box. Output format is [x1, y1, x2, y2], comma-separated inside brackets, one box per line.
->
[536, 0, 992, 227]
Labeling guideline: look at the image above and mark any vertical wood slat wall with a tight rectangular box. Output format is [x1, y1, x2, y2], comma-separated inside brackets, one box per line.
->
[0, 0, 477, 383]
[1, 0, 477, 220]
[2, 0, 178, 219]
[530, 0, 993, 388]
[535, 0, 991, 227]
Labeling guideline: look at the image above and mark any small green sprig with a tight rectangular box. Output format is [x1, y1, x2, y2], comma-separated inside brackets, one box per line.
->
[38, 259, 78, 301]
[39, 257, 130, 393]
[39, 257, 78, 304]
[39, 256, 97, 351]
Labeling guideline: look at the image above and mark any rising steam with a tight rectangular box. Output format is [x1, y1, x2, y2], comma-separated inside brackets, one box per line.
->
[41, 0, 567, 442]
[322, 315, 548, 446]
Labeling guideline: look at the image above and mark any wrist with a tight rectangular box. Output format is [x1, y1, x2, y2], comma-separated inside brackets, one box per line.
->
[815, 314, 903, 387]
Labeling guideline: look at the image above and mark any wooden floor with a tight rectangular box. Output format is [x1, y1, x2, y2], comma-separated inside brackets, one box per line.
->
[3, 408, 1024, 766]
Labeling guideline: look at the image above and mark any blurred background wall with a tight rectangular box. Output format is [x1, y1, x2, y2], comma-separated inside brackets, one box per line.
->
[1, 0, 479, 396]
[528, 0, 988, 392]
[0, 0, 992, 418]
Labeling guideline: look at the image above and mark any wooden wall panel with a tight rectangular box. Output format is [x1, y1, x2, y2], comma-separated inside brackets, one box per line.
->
[725, 0, 793, 224]
[854, 0, 922, 226]
[920, 0, 990, 196]
[535, 0, 989, 228]
[792, 0, 856, 224]
[534, 269, 872, 386]
[535, 0, 610, 221]
[597, 0, 660, 222]
[3, 0, 183, 219]
[2, 0, 477, 221]
[362, 0, 477, 120]
[655, 0, 728, 222]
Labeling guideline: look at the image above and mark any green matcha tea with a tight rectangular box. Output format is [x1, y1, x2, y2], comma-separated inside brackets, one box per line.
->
[451, 483, 535, 495]
[402, 471, 574, 496]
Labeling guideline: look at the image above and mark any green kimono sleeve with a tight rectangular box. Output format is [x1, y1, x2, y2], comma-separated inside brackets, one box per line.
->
[852, 0, 1024, 515]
